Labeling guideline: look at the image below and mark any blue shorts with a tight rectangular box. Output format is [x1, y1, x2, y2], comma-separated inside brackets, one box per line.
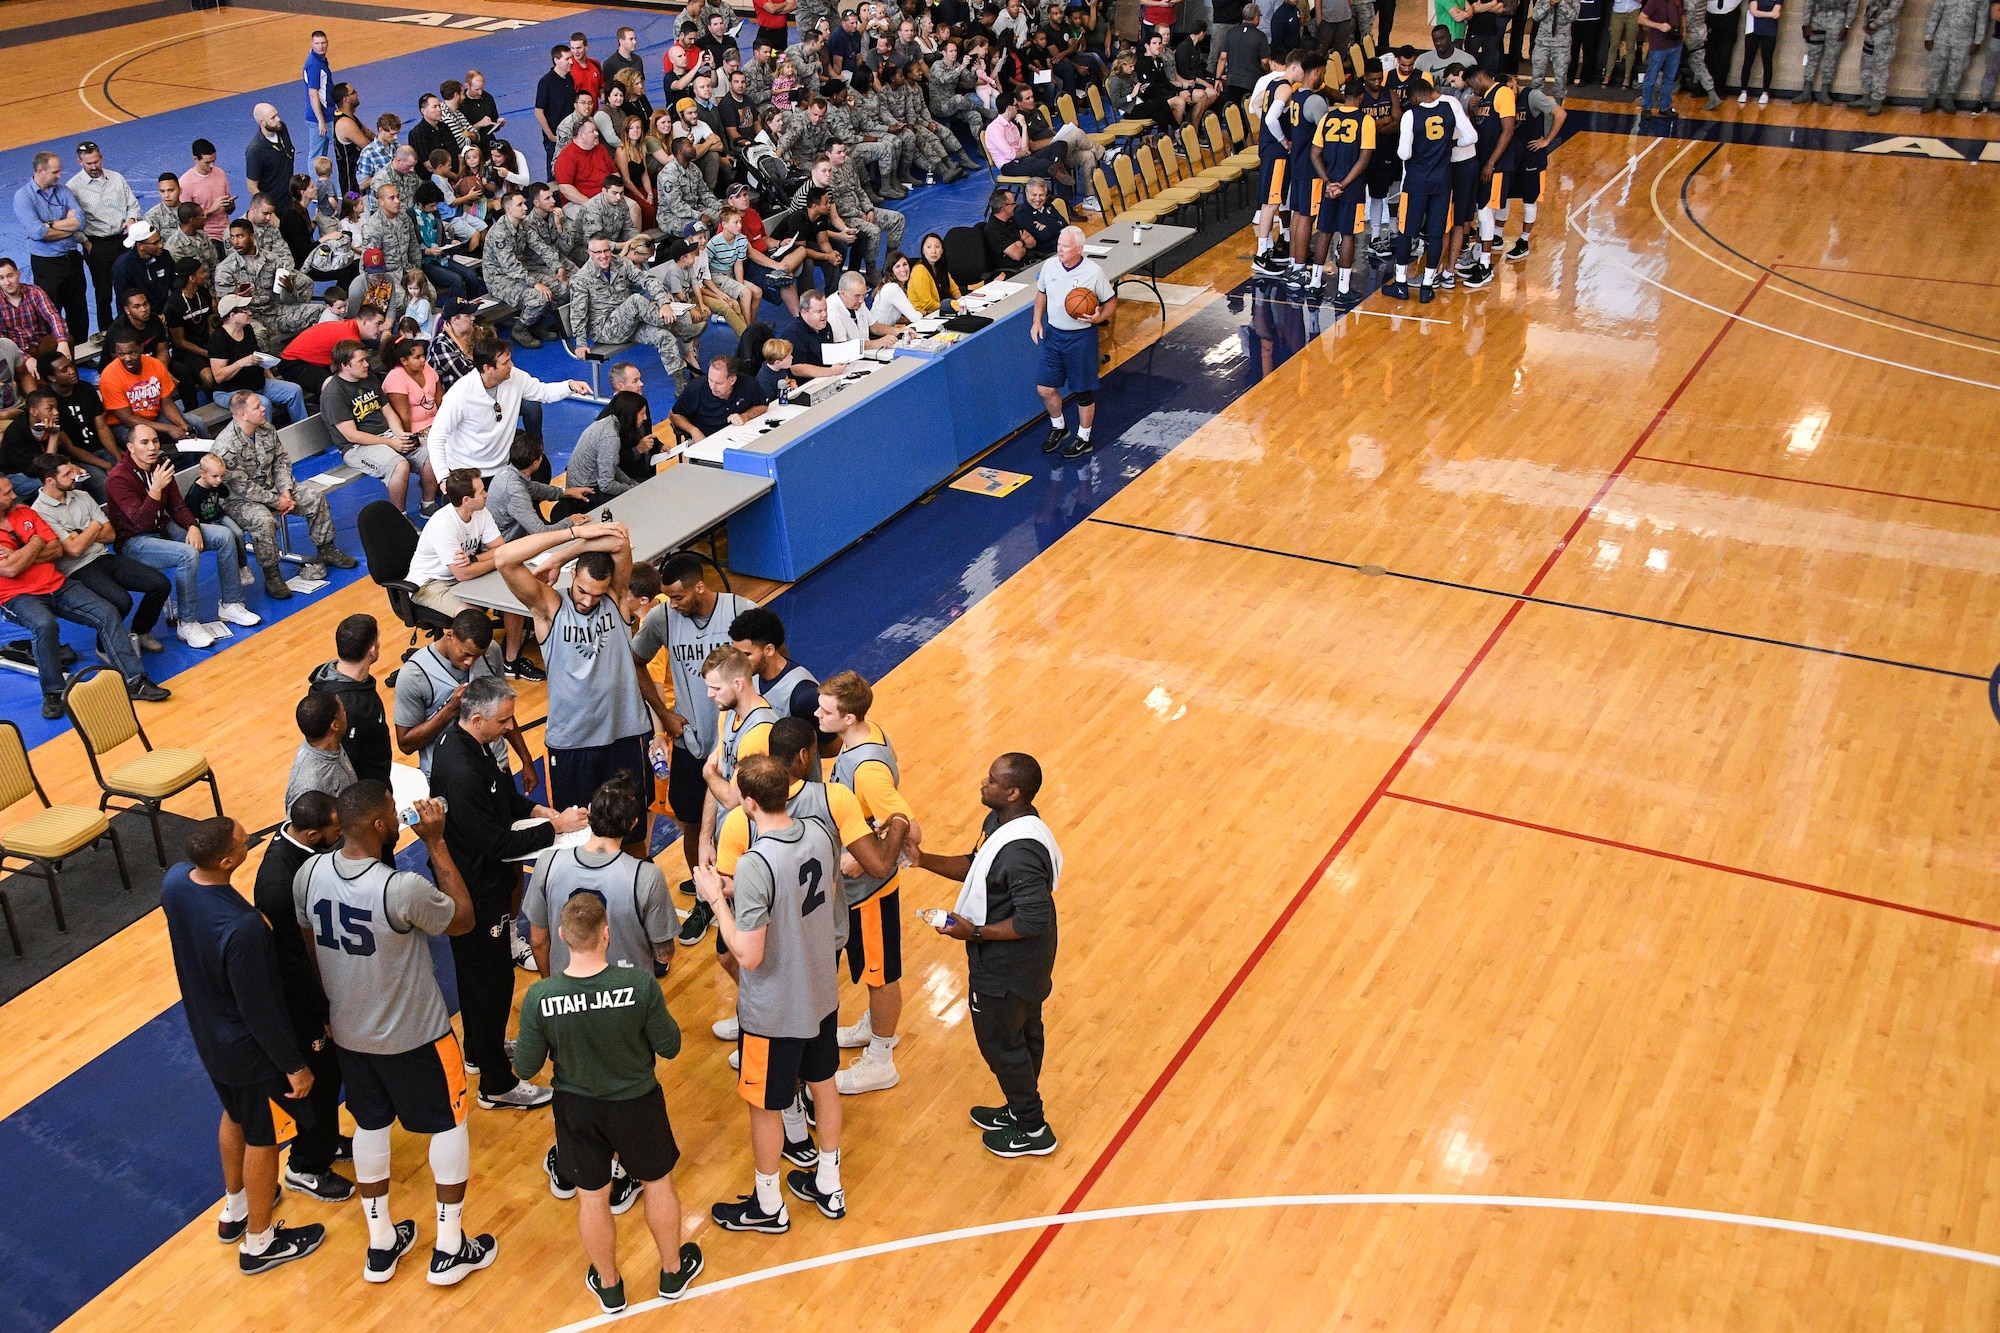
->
[1257, 152, 1288, 208]
[1316, 184, 1365, 238]
[1036, 322, 1100, 393]
[1286, 156, 1318, 214]
[1449, 157, 1479, 228]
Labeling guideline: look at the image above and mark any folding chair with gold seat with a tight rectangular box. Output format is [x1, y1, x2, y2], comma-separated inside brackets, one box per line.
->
[1157, 136, 1225, 220]
[1111, 154, 1180, 224]
[64, 668, 222, 865]
[1186, 123, 1249, 207]
[1135, 147, 1205, 221]
[1088, 84, 1153, 139]
[0, 719, 132, 955]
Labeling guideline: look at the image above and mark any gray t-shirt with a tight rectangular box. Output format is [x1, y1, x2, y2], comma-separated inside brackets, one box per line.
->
[487, 466, 563, 540]
[285, 740, 357, 812]
[393, 641, 509, 774]
[0, 340, 22, 419]
[320, 372, 390, 442]
[631, 591, 755, 760]
[30, 486, 111, 574]
[1415, 47, 1478, 76]
[733, 817, 841, 1039]
[522, 846, 677, 973]
[1219, 23, 1270, 88]
[294, 851, 456, 1055]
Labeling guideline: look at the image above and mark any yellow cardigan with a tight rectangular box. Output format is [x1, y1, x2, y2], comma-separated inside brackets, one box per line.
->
[907, 263, 961, 315]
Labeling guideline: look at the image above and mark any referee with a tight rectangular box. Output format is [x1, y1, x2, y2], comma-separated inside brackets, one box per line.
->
[1029, 226, 1115, 461]
[514, 893, 704, 1314]
[917, 753, 1062, 1158]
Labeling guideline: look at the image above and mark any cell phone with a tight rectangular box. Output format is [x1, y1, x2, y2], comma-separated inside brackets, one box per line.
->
[599, 507, 614, 521]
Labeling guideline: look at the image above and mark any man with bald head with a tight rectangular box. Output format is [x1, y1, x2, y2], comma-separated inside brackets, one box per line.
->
[245, 103, 298, 212]
[1028, 226, 1115, 461]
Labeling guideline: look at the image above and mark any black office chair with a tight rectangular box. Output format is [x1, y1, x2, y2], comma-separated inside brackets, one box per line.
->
[943, 226, 995, 292]
[356, 500, 450, 659]
[735, 321, 775, 376]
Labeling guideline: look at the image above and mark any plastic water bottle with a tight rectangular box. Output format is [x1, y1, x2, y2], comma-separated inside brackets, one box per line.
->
[926, 167, 935, 185]
[403, 798, 447, 826]
[650, 748, 669, 778]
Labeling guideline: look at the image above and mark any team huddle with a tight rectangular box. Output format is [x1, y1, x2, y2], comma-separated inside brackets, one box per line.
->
[1246, 44, 1566, 302]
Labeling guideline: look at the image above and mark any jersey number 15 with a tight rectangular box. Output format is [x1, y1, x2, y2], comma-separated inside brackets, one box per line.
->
[312, 900, 378, 956]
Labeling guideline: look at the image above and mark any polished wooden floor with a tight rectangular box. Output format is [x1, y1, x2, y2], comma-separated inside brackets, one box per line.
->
[4, 14, 2000, 1328]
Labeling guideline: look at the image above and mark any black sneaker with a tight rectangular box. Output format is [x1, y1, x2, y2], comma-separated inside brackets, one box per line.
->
[332, 1135, 354, 1163]
[364, 1219, 419, 1283]
[1334, 286, 1364, 310]
[40, 694, 63, 720]
[505, 656, 547, 682]
[1040, 424, 1072, 454]
[677, 898, 714, 946]
[782, 1131, 820, 1167]
[427, 1232, 498, 1286]
[1505, 237, 1531, 262]
[1059, 435, 1094, 460]
[1251, 252, 1288, 275]
[1462, 265, 1493, 290]
[545, 1145, 576, 1200]
[283, 1168, 356, 1202]
[802, 1084, 817, 1127]
[586, 1266, 627, 1314]
[969, 1104, 1018, 1132]
[609, 1172, 645, 1215]
[129, 678, 171, 703]
[676, 877, 696, 897]
[238, 1222, 326, 1275]
[217, 1213, 248, 1245]
[982, 1122, 1059, 1157]
[786, 1169, 847, 1220]
[660, 1242, 705, 1300]
[711, 1193, 790, 1233]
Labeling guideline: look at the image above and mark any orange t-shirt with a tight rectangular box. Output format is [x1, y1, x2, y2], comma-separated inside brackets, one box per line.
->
[99, 356, 177, 420]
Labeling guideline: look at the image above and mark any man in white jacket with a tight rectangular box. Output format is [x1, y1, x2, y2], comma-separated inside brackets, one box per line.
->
[427, 336, 591, 477]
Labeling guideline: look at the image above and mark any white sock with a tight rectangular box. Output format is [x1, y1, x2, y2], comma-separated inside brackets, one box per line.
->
[1395, 263, 1407, 282]
[782, 1091, 809, 1142]
[1255, 234, 1270, 255]
[1337, 267, 1351, 292]
[221, 1189, 249, 1224]
[1310, 263, 1323, 281]
[1422, 267, 1437, 286]
[1075, 425, 1091, 442]
[1478, 208, 1494, 243]
[362, 1193, 395, 1249]
[436, 1198, 464, 1253]
[816, 1147, 842, 1195]
[241, 1225, 275, 1257]
[1048, 414, 1064, 430]
[754, 1170, 781, 1214]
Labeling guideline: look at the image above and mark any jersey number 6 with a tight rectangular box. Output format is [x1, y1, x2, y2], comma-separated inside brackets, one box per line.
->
[1425, 117, 1445, 141]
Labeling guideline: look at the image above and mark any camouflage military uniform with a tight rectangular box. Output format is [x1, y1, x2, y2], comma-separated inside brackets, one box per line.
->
[211, 417, 341, 578]
[1795, 0, 1861, 100]
[655, 158, 721, 238]
[1530, 0, 1581, 100]
[830, 159, 904, 274]
[825, 98, 901, 186]
[1856, 0, 1907, 109]
[214, 240, 323, 338]
[483, 213, 569, 325]
[567, 256, 688, 377]
[1923, 0, 1984, 107]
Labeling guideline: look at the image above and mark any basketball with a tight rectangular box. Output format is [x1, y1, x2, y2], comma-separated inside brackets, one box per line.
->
[1065, 287, 1101, 320]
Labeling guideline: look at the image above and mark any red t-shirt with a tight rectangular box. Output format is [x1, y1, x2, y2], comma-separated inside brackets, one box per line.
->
[282, 318, 362, 368]
[755, 0, 790, 31]
[0, 504, 65, 604]
[554, 142, 618, 198]
[742, 207, 770, 254]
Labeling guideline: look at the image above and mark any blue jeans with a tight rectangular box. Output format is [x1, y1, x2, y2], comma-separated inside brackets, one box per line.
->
[307, 125, 333, 169]
[2, 582, 143, 697]
[122, 522, 245, 619]
[213, 376, 309, 427]
[1642, 45, 1682, 110]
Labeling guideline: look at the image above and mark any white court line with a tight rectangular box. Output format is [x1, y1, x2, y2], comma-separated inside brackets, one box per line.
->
[1350, 309, 1452, 327]
[542, 1191, 2000, 1332]
[76, 14, 275, 125]
[1576, 135, 1667, 219]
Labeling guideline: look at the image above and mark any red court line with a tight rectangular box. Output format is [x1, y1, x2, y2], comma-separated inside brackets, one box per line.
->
[1771, 262, 2000, 291]
[1631, 455, 2000, 515]
[964, 275, 1774, 1332]
[1386, 792, 2000, 934]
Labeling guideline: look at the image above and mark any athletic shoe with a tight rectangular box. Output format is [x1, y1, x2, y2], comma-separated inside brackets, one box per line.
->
[982, 1122, 1059, 1158]
[1305, 273, 1324, 297]
[1382, 280, 1410, 300]
[510, 929, 535, 970]
[970, 1104, 1018, 1132]
[1455, 248, 1478, 273]
[660, 1243, 705, 1300]
[505, 656, 546, 682]
[1977, 101, 1991, 115]
[1506, 237, 1531, 262]
[676, 877, 696, 897]
[240, 564, 257, 587]
[178, 620, 216, 649]
[135, 633, 164, 653]
[427, 1233, 498, 1286]
[463, 1038, 514, 1075]
[835, 1052, 900, 1094]
[803, 1084, 817, 1127]
[1059, 435, 1094, 460]
[786, 1170, 847, 1220]
[728, 1048, 740, 1070]
[1438, 270, 1457, 290]
[782, 1131, 820, 1168]
[836, 1012, 873, 1048]
[1418, 283, 1436, 304]
[39, 694, 62, 720]
[129, 678, 171, 703]
[218, 1213, 249, 1244]
[610, 1172, 645, 1215]
[586, 1266, 627, 1315]
[712, 1016, 742, 1042]
[1040, 424, 1072, 454]
[712, 1193, 790, 1233]
[545, 1146, 577, 1199]
[363, 1219, 419, 1283]
[1251, 252, 1288, 275]
[217, 603, 261, 627]
[332, 1135, 353, 1163]
[239, 1222, 325, 1275]
[1758, 92, 1769, 105]
[477, 1081, 553, 1110]
[1737, 89, 1747, 104]
[1334, 287, 1364, 311]
[1463, 265, 1494, 290]
[283, 1168, 356, 1202]
[677, 899, 714, 946]
[1283, 265, 1307, 288]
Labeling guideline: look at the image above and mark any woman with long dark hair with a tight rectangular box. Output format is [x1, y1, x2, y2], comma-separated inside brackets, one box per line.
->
[568, 390, 653, 500]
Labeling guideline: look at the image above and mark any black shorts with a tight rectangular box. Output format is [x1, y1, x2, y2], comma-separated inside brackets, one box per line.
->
[553, 1087, 680, 1189]
[212, 1075, 314, 1148]
[548, 734, 652, 828]
[737, 1010, 839, 1109]
[337, 1033, 470, 1134]
[1449, 157, 1479, 228]
[665, 744, 707, 827]
[844, 886, 903, 986]
[1364, 152, 1402, 198]
[1507, 166, 1543, 203]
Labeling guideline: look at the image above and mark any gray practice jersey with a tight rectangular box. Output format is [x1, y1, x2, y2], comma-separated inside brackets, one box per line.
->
[393, 641, 508, 775]
[522, 846, 678, 973]
[631, 592, 754, 760]
[734, 817, 841, 1039]
[542, 591, 650, 750]
[757, 660, 824, 781]
[832, 729, 899, 907]
[719, 703, 779, 781]
[294, 851, 456, 1055]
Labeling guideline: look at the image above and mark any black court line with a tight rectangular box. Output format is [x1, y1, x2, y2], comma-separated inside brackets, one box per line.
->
[1679, 140, 2000, 345]
[1085, 516, 1989, 683]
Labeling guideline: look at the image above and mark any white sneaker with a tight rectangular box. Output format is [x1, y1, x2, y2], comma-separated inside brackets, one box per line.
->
[477, 1080, 552, 1110]
[835, 1052, 900, 1095]
[836, 1012, 874, 1049]
[216, 603, 261, 627]
[239, 565, 256, 587]
[1758, 91, 1769, 105]
[177, 619, 216, 649]
[712, 1016, 741, 1041]
[728, 1049, 740, 1070]
[1737, 89, 1747, 104]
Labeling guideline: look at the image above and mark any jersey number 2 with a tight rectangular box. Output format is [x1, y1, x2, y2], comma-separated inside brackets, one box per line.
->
[800, 859, 826, 916]
[312, 900, 378, 956]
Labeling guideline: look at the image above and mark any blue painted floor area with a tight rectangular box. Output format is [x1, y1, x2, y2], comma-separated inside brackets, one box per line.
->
[0, 271, 1337, 1333]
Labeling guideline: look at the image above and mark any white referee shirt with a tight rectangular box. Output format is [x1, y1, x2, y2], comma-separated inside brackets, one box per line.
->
[1036, 255, 1115, 333]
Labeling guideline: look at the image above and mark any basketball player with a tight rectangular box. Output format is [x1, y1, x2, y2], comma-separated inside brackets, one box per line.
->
[696, 754, 848, 1232]
[1463, 64, 1513, 287]
[698, 645, 778, 857]
[1030, 226, 1116, 461]
[630, 552, 758, 942]
[730, 606, 832, 761]
[1385, 76, 1474, 303]
[393, 609, 534, 785]
[495, 520, 669, 857]
[1281, 51, 1330, 283]
[1250, 54, 1300, 276]
[1365, 49, 1417, 259]
[816, 670, 922, 1095]
[522, 774, 679, 1204]
[295, 783, 496, 1286]
[1500, 82, 1562, 259]
[1309, 78, 1377, 303]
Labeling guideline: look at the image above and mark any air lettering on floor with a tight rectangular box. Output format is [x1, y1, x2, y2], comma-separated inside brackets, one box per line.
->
[1849, 135, 2000, 162]
[381, 13, 541, 30]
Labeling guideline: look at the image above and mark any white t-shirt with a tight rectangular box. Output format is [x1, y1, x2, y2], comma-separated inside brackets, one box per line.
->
[1035, 255, 1114, 332]
[408, 503, 501, 585]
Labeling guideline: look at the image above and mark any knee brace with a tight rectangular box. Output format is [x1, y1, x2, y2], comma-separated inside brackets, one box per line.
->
[1477, 207, 1495, 242]
[428, 1121, 471, 1187]
[1074, 390, 1096, 407]
[352, 1125, 393, 1185]
[1523, 202, 1538, 225]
